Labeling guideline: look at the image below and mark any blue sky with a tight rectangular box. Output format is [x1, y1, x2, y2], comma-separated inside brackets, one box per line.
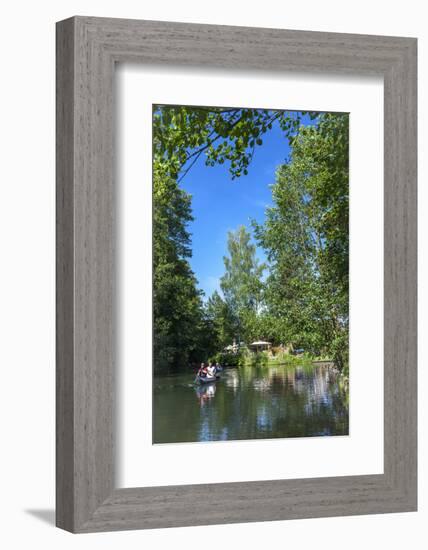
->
[178, 116, 293, 300]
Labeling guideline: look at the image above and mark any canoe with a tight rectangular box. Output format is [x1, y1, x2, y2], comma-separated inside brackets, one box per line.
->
[196, 374, 220, 384]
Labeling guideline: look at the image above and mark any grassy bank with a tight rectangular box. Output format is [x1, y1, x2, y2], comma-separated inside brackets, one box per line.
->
[211, 349, 322, 368]
[210, 349, 348, 380]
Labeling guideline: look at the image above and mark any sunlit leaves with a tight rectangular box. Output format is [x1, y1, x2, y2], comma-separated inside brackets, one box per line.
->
[253, 113, 349, 370]
[153, 105, 319, 182]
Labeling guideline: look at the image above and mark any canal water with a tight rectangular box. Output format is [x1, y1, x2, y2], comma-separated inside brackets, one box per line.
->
[153, 364, 349, 444]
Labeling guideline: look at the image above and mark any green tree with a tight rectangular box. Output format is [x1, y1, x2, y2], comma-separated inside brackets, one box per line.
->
[153, 168, 205, 371]
[204, 290, 235, 350]
[254, 113, 349, 370]
[153, 105, 317, 182]
[220, 226, 265, 344]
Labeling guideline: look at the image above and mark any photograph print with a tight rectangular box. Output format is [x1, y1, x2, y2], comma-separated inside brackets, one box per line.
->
[152, 104, 349, 444]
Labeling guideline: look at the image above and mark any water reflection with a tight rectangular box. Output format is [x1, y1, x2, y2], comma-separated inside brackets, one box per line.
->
[153, 364, 349, 444]
[195, 382, 216, 406]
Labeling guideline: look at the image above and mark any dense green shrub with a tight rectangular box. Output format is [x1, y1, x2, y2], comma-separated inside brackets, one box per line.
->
[210, 350, 246, 367]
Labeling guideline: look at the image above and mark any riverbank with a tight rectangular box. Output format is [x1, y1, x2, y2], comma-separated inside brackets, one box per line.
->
[212, 349, 334, 368]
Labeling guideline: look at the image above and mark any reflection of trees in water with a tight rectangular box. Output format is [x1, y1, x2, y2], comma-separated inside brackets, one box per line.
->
[224, 370, 239, 393]
[153, 365, 349, 444]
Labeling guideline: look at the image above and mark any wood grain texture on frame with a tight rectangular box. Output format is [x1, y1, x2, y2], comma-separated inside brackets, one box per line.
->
[56, 16, 417, 532]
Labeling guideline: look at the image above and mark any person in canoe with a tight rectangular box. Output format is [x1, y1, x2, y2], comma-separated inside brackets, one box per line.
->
[197, 362, 208, 378]
[215, 362, 223, 374]
[196, 362, 217, 383]
[206, 363, 216, 377]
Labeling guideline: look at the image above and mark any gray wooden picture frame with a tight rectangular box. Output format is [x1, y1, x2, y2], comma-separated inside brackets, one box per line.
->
[56, 16, 417, 533]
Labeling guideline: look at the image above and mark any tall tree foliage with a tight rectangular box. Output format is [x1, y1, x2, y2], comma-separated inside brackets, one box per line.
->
[153, 168, 206, 371]
[254, 113, 349, 370]
[220, 226, 265, 344]
[204, 290, 235, 351]
[153, 105, 317, 181]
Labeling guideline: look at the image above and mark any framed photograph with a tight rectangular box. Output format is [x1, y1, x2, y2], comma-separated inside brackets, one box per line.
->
[56, 16, 417, 532]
